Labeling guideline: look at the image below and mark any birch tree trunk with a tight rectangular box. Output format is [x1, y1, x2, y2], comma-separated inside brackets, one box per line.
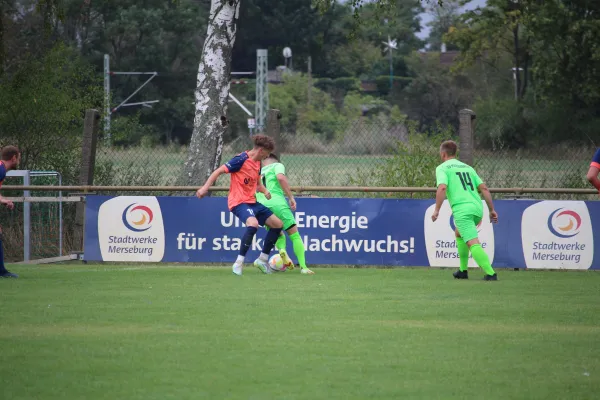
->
[183, 0, 241, 186]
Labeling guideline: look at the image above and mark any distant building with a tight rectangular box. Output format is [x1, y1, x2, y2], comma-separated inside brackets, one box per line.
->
[418, 50, 460, 67]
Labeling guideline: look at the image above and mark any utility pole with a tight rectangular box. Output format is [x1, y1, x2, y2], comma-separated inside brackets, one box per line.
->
[307, 56, 312, 105]
[104, 55, 110, 139]
[103, 54, 159, 145]
[255, 49, 269, 132]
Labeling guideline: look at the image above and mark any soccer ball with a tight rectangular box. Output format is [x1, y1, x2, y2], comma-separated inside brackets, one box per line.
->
[269, 254, 287, 272]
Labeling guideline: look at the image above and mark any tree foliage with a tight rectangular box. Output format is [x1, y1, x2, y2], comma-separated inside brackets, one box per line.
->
[426, 0, 461, 51]
[0, 44, 101, 183]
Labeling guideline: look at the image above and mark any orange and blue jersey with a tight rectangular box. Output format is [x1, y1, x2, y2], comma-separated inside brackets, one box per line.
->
[223, 152, 261, 210]
[591, 148, 600, 169]
[0, 160, 6, 188]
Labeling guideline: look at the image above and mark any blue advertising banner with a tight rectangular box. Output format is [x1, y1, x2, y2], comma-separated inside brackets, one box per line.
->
[84, 196, 600, 269]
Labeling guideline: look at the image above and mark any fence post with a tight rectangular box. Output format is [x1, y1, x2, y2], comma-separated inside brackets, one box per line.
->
[459, 109, 475, 166]
[74, 109, 100, 251]
[266, 109, 282, 158]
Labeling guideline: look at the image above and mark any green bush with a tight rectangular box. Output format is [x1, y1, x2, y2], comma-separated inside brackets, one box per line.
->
[94, 158, 165, 196]
[473, 97, 527, 149]
[375, 76, 413, 95]
[350, 122, 456, 198]
[109, 113, 161, 147]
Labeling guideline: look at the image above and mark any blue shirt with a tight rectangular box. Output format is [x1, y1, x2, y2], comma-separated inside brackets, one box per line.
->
[0, 161, 6, 188]
[592, 148, 600, 168]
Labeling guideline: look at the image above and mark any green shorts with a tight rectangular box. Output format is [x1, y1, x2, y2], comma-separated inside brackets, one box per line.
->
[453, 207, 483, 242]
[259, 199, 296, 230]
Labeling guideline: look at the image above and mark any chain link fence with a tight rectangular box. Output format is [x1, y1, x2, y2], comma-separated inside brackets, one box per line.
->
[88, 115, 595, 199]
[1, 111, 597, 261]
[472, 114, 596, 200]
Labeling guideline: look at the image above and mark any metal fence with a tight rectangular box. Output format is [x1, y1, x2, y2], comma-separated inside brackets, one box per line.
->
[91, 116, 596, 198]
[2, 111, 598, 262]
[0, 173, 67, 262]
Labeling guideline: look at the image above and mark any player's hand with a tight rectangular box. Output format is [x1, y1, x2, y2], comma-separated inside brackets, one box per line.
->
[431, 210, 439, 222]
[0, 199, 13, 210]
[264, 190, 271, 200]
[196, 186, 209, 199]
[490, 210, 499, 223]
[289, 197, 297, 211]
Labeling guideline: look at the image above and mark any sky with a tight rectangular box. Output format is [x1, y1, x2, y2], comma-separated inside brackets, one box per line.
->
[416, 0, 487, 40]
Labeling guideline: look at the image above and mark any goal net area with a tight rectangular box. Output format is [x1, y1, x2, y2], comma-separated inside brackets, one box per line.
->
[1, 171, 82, 263]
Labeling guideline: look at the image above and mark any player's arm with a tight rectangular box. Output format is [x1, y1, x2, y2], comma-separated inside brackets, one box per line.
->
[433, 184, 446, 218]
[477, 183, 498, 223]
[277, 173, 296, 211]
[587, 149, 600, 193]
[196, 165, 227, 198]
[0, 192, 12, 209]
[0, 171, 12, 209]
[432, 167, 447, 222]
[0, 193, 13, 209]
[256, 180, 271, 200]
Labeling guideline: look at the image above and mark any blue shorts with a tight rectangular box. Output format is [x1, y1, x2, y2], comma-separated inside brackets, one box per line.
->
[231, 203, 273, 226]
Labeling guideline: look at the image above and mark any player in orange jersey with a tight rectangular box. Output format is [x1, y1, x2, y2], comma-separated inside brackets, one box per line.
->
[196, 135, 283, 275]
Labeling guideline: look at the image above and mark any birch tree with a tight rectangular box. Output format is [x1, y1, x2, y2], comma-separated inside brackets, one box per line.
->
[183, 0, 438, 186]
[183, 0, 240, 185]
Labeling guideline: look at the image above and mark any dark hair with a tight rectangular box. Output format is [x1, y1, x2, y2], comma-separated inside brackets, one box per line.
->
[252, 135, 275, 151]
[266, 153, 280, 162]
[1, 145, 20, 161]
[440, 140, 458, 156]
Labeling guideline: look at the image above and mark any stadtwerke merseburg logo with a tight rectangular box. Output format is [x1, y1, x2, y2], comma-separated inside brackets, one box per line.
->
[547, 208, 581, 239]
[122, 203, 154, 232]
[449, 215, 483, 233]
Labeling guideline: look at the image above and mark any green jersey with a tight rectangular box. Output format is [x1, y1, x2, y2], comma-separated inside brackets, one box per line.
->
[256, 162, 287, 205]
[436, 158, 483, 213]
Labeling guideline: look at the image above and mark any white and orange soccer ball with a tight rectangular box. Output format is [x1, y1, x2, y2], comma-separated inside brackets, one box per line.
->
[268, 254, 287, 272]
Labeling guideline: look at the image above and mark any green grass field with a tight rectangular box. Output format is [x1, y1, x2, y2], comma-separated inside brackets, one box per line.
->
[2, 265, 600, 400]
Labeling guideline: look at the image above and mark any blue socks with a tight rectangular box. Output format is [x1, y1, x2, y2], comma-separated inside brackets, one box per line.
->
[0, 233, 7, 274]
[240, 226, 258, 256]
[262, 228, 282, 255]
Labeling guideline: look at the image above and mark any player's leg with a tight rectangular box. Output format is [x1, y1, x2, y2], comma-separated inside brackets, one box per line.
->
[265, 203, 294, 269]
[275, 232, 287, 253]
[231, 204, 260, 275]
[452, 226, 470, 279]
[265, 227, 293, 269]
[587, 164, 600, 194]
[286, 225, 313, 274]
[459, 214, 497, 280]
[253, 204, 282, 274]
[272, 204, 299, 270]
[0, 227, 18, 278]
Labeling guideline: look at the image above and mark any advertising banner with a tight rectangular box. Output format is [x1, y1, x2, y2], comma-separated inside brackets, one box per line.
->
[84, 196, 600, 269]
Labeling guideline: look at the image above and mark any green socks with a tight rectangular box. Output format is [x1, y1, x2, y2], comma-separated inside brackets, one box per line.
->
[275, 232, 308, 270]
[456, 237, 469, 272]
[275, 233, 287, 251]
[470, 244, 496, 276]
[289, 232, 307, 269]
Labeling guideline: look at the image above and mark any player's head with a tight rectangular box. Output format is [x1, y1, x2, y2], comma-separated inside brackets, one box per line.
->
[252, 135, 275, 160]
[262, 153, 280, 166]
[439, 140, 457, 161]
[1, 145, 20, 170]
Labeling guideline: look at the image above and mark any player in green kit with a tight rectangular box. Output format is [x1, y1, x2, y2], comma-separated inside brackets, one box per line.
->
[432, 140, 499, 281]
[256, 154, 314, 275]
